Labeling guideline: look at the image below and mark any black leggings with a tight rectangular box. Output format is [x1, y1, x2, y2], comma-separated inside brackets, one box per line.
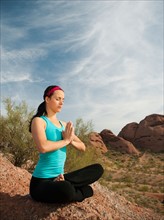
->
[30, 163, 104, 203]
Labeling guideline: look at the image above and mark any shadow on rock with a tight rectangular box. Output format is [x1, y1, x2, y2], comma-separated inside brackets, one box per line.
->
[0, 192, 68, 220]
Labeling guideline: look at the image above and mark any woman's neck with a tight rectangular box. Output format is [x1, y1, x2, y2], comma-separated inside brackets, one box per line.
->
[46, 110, 57, 120]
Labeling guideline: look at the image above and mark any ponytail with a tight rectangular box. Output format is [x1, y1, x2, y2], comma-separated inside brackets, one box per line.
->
[29, 85, 64, 132]
[29, 101, 46, 132]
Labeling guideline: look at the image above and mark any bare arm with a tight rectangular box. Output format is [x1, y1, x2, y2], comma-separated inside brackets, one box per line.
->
[31, 117, 73, 153]
[62, 121, 86, 152]
[70, 135, 86, 151]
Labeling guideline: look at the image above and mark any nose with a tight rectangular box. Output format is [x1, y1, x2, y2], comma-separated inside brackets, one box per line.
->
[60, 100, 64, 105]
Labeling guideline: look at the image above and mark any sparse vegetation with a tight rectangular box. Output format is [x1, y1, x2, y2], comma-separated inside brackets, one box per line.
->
[0, 98, 38, 167]
[0, 99, 163, 215]
[100, 151, 164, 214]
[74, 118, 94, 145]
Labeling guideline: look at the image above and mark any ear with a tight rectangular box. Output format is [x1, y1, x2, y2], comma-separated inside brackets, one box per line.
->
[45, 96, 50, 103]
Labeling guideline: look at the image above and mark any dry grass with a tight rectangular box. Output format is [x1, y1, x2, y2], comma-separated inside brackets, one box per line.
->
[65, 146, 164, 214]
[100, 151, 164, 215]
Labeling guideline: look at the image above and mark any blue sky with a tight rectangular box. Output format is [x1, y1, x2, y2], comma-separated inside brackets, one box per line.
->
[1, 0, 163, 134]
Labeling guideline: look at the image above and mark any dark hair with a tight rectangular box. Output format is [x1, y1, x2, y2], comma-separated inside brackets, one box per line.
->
[29, 85, 60, 132]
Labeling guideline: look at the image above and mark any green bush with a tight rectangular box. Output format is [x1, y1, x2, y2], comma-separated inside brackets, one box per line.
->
[0, 98, 38, 167]
[0, 99, 98, 172]
[65, 144, 101, 172]
[64, 118, 102, 172]
[74, 118, 94, 145]
[138, 185, 149, 192]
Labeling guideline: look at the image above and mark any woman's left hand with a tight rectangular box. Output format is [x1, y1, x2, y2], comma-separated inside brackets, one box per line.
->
[54, 174, 65, 181]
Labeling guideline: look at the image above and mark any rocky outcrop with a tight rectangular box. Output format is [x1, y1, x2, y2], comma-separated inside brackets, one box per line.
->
[88, 114, 163, 154]
[118, 114, 164, 152]
[0, 154, 163, 220]
[89, 132, 108, 153]
[99, 129, 140, 155]
[118, 122, 138, 142]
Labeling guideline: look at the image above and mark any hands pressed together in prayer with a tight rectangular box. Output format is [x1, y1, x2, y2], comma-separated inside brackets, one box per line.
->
[54, 122, 74, 182]
[62, 121, 74, 145]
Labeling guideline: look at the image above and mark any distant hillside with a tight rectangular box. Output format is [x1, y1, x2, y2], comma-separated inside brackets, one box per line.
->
[99, 151, 164, 215]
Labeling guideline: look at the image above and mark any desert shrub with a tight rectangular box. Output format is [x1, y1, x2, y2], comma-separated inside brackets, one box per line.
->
[0, 99, 98, 171]
[65, 145, 100, 172]
[65, 118, 102, 172]
[138, 185, 149, 192]
[110, 183, 122, 191]
[74, 118, 94, 145]
[0, 98, 38, 167]
[125, 183, 133, 188]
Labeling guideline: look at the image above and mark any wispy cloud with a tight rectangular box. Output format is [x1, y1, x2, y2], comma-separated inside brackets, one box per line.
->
[1, 45, 47, 83]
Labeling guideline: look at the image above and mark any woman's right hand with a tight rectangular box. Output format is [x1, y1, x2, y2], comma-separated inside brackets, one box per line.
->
[62, 121, 74, 144]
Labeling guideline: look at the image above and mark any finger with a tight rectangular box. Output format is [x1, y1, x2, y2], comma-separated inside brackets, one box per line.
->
[67, 121, 73, 128]
[65, 122, 71, 131]
[66, 122, 73, 133]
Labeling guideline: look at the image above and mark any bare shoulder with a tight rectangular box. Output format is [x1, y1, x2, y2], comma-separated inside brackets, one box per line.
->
[32, 117, 46, 127]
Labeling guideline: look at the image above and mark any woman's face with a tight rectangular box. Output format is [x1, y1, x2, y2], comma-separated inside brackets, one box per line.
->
[46, 90, 65, 113]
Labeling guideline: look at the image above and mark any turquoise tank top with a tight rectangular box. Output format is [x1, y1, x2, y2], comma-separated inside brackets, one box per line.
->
[32, 116, 66, 178]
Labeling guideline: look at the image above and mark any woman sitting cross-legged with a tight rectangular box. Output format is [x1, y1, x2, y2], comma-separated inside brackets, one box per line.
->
[29, 85, 104, 203]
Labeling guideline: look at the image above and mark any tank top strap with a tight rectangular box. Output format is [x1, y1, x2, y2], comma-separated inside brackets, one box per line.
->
[59, 121, 65, 129]
[40, 115, 49, 124]
[41, 116, 64, 130]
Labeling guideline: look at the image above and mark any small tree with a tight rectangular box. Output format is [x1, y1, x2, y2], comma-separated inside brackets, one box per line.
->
[0, 98, 38, 167]
[74, 118, 94, 145]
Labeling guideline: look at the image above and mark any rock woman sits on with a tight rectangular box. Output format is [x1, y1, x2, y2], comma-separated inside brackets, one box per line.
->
[29, 85, 104, 203]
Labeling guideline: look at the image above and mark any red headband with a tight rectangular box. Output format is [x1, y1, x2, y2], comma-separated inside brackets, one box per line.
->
[46, 86, 63, 97]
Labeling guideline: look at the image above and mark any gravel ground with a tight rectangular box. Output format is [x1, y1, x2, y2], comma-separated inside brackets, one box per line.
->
[0, 154, 163, 220]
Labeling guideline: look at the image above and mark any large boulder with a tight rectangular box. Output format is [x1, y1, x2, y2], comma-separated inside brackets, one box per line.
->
[118, 114, 164, 152]
[118, 122, 138, 142]
[0, 154, 163, 220]
[100, 129, 140, 155]
[89, 132, 108, 153]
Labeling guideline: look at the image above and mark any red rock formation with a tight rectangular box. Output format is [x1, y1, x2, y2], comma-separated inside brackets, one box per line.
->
[118, 114, 164, 152]
[89, 132, 108, 153]
[1, 154, 163, 220]
[100, 129, 140, 155]
[118, 122, 138, 142]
